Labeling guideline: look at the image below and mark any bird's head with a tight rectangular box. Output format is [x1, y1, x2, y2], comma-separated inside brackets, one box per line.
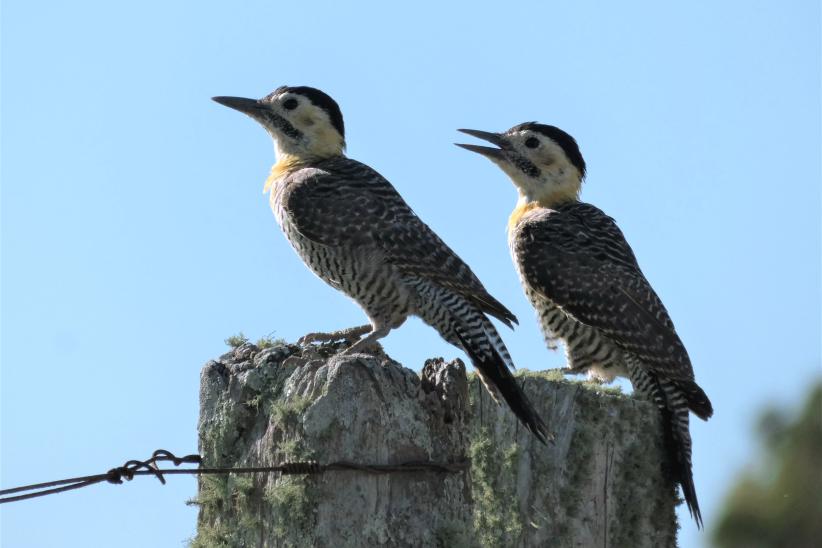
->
[457, 123, 586, 207]
[213, 85, 346, 162]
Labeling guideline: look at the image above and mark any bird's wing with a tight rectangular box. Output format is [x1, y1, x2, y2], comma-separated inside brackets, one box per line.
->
[514, 202, 694, 380]
[282, 159, 517, 327]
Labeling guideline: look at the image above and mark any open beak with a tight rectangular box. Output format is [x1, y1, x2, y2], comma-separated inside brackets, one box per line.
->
[455, 128, 507, 161]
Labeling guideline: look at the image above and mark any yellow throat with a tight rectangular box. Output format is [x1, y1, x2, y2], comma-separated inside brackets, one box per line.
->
[507, 185, 580, 234]
[263, 154, 305, 194]
[507, 201, 542, 234]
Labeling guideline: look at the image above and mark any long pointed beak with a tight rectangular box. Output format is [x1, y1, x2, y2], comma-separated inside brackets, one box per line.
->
[458, 128, 504, 146]
[212, 96, 266, 118]
[455, 128, 506, 160]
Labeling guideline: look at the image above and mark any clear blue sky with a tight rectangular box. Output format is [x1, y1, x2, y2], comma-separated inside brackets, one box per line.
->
[2, 1, 819, 546]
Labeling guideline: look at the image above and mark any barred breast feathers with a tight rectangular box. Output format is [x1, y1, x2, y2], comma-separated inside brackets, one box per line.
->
[512, 201, 701, 383]
[275, 157, 518, 327]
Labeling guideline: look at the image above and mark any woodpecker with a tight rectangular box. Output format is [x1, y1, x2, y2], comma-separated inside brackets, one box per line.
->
[212, 87, 549, 443]
[457, 123, 712, 527]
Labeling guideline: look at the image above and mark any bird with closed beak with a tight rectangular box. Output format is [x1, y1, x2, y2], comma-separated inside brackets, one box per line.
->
[212, 87, 550, 443]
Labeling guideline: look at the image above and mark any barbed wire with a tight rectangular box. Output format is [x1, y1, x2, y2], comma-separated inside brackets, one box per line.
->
[0, 449, 470, 505]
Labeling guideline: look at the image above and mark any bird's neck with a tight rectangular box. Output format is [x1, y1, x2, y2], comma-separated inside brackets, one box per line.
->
[274, 131, 346, 167]
[263, 153, 304, 193]
[508, 199, 542, 235]
[518, 185, 580, 208]
[263, 149, 344, 194]
[510, 166, 582, 209]
[508, 192, 578, 233]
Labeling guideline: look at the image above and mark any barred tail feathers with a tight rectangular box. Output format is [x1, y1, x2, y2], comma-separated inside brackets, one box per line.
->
[674, 378, 713, 421]
[454, 325, 551, 444]
[659, 379, 703, 528]
[413, 280, 549, 443]
[482, 315, 516, 371]
[629, 358, 703, 527]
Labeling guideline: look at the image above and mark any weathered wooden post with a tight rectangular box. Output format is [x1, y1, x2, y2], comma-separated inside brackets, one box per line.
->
[192, 338, 678, 547]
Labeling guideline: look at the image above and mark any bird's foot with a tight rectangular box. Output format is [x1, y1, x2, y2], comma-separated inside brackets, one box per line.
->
[340, 327, 391, 356]
[297, 324, 372, 347]
[339, 339, 383, 356]
[339, 326, 391, 356]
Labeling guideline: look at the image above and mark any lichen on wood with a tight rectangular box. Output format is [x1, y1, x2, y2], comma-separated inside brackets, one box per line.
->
[192, 338, 678, 547]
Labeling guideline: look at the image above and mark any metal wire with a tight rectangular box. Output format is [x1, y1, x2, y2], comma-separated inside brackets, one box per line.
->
[0, 449, 470, 504]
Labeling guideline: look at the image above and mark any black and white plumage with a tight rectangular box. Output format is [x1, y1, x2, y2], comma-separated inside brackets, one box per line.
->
[213, 86, 549, 443]
[458, 123, 712, 527]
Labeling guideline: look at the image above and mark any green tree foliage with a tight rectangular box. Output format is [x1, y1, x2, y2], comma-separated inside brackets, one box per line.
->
[712, 380, 822, 548]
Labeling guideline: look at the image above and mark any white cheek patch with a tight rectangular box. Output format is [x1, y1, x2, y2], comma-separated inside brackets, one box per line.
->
[299, 114, 315, 127]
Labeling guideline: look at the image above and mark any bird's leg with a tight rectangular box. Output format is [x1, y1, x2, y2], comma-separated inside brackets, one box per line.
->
[562, 365, 607, 384]
[298, 324, 372, 346]
[562, 364, 589, 376]
[339, 326, 391, 355]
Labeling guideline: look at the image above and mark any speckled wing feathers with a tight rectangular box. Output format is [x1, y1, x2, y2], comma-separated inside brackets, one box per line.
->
[277, 157, 549, 442]
[283, 158, 518, 327]
[512, 201, 712, 525]
[514, 203, 695, 382]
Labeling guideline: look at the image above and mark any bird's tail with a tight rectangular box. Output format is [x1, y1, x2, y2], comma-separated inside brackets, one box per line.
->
[453, 318, 551, 444]
[657, 378, 703, 528]
[629, 358, 703, 527]
[674, 378, 713, 421]
[413, 281, 550, 443]
[455, 330, 551, 444]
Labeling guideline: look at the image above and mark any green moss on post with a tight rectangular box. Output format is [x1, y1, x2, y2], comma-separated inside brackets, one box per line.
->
[194, 340, 475, 547]
[466, 370, 678, 547]
[469, 429, 523, 546]
[194, 340, 678, 547]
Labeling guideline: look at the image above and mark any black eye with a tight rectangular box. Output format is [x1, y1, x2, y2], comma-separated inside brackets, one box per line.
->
[525, 137, 539, 149]
[283, 98, 298, 110]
